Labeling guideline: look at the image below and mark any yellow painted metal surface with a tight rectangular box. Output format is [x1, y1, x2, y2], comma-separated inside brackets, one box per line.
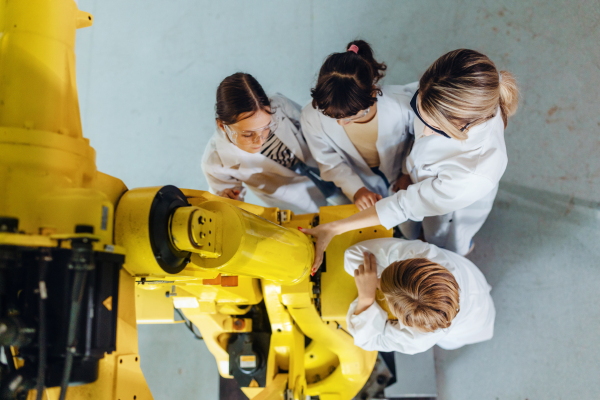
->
[304, 341, 339, 385]
[247, 373, 288, 400]
[115, 187, 175, 277]
[0, 0, 90, 137]
[263, 283, 307, 398]
[116, 187, 313, 285]
[183, 189, 280, 223]
[319, 205, 393, 330]
[190, 201, 314, 285]
[135, 285, 176, 324]
[286, 307, 377, 399]
[170, 206, 220, 256]
[115, 355, 153, 400]
[2, 1, 380, 399]
[1, 1, 152, 398]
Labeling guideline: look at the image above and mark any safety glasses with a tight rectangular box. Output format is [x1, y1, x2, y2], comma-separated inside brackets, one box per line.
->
[223, 119, 278, 146]
[410, 90, 470, 139]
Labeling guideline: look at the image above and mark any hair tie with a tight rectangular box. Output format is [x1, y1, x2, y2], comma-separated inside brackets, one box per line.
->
[498, 71, 502, 83]
[347, 44, 359, 54]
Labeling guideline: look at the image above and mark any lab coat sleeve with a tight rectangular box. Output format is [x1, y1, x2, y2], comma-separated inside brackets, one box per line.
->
[375, 168, 496, 229]
[201, 145, 247, 201]
[272, 93, 302, 123]
[346, 299, 444, 354]
[300, 107, 365, 199]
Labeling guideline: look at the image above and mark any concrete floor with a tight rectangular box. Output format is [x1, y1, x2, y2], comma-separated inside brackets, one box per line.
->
[75, 0, 600, 399]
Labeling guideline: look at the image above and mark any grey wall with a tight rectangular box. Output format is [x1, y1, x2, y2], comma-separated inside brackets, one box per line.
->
[75, 0, 600, 200]
[74, 1, 600, 399]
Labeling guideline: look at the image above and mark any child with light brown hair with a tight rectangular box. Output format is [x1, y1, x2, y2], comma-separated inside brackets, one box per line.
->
[345, 238, 495, 354]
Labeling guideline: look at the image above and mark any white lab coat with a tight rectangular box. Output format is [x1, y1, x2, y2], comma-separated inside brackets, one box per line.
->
[345, 238, 495, 354]
[376, 103, 508, 255]
[201, 94, 327, 214]
[301, 84, 417, 200]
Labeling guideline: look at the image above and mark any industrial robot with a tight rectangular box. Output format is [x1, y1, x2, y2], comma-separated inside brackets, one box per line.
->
[0, 1, 396, 399]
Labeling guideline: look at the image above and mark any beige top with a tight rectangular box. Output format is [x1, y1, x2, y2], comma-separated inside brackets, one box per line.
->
[343, 111, 380, 168]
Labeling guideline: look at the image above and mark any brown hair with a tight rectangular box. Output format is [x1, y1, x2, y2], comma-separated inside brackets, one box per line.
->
[419, 49, 519, 140]
[310, 39, 387, 119]
[215, 72, 272, 125]
[380, 258, 460, 332]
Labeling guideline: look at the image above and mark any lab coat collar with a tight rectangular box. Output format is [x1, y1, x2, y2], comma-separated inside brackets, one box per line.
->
[317, 91, 393, 172]
[214, 105, 305, 168]
[212, 127, 301, 178]
[374, 90, 400, 178]
[318, 110, 367, 166]
[420, 106, 502, 149]
[462, 106, 503, 147]
[213, 128, 249, 168]
[270, 106, 305, 163]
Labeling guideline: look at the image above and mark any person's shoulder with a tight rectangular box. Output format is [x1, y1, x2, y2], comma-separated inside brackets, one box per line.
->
[270, 93, 303, 118]
[400, 239, 439, 258]
[301, 100, 321, 120]
[301, 99, 317, 113]
[269, 93, 289, 107]
[380, 83, 418, 112]
[381, 82, 419, 97]
[201, 131, 224, 161]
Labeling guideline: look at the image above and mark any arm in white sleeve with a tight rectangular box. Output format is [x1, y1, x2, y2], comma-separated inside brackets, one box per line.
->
[273, 93, 302, 123]
[375, 169, 496, 229]
[346, 299, 444, 354]
[201, 149, 247, 201]
[300, 108, 365, 199]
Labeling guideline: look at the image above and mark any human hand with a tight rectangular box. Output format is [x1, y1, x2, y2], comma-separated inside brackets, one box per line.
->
[353, 187, 382, 211]
[391, 174, 412, 193]
[353, 252, 380, 315]
[299, 223, 340, 275]
[219, 188, 241, 200]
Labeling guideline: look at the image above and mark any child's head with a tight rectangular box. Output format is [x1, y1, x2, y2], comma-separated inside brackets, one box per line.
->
[215, 73, 275, 154]
[310, 40, 386, 122]
[418, 49, 519, 140]
[380, 258, 460, 332]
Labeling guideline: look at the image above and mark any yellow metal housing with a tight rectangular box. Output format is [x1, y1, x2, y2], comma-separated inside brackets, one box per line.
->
[190, 201, 313, 285]
[2, 1, 382, 399]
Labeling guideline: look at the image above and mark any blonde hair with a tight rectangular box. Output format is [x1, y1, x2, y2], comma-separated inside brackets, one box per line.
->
[380, 258, 460, 333]
[419, 49, 519, 140]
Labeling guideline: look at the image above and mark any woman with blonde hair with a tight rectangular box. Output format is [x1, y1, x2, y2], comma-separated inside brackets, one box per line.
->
[302, 49, 519, 270]
[345, 238, 495, 354]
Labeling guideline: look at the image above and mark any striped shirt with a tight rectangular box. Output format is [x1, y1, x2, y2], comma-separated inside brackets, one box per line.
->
[261, 131, 296, 168]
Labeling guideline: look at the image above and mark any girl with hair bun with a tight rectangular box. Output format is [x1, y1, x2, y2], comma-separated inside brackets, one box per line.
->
[303, 49, 519, 270]
[301, 39, 416, 211]
[202, 73, 341, 214]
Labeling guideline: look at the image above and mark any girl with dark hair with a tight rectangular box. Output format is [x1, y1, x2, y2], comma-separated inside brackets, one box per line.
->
[202, 73, 340, 213]
[302, 49, 519, 270]
[301, 40, 416, 211]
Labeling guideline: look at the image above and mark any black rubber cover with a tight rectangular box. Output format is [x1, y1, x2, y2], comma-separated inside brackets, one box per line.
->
[148, 185, 191, 274]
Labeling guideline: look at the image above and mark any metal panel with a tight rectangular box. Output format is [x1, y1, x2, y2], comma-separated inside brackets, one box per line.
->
[115, 354, 154, 400]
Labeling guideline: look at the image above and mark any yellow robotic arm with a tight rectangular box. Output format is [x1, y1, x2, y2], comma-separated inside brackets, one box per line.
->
[0, 1, 390, 399]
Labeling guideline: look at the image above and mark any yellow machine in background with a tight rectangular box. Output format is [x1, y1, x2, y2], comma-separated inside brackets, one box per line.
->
[0, 1, 393, 399]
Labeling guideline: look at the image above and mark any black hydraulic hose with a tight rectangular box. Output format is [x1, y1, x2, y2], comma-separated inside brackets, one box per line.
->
[35, 249, 50, 400]
[175, 309, 203, 340]
[58, 269, 88, 400]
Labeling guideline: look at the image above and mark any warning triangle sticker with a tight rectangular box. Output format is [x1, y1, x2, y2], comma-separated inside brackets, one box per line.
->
[103, 296, 113, 311]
